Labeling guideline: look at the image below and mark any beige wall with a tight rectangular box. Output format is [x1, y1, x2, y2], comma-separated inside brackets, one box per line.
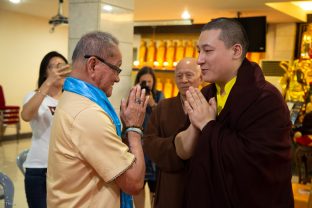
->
[266, 22, 296, 61]
[0, 9, 68, 135]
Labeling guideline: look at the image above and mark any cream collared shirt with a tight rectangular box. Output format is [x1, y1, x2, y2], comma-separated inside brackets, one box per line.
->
[47, 91, 135, 208]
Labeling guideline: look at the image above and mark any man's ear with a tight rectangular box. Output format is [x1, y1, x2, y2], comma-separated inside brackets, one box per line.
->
[86, 57, 97, 79]
[232, 44, 243, 60]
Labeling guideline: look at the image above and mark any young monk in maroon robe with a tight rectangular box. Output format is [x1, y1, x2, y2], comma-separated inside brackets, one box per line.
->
[175, 18, 294, 208]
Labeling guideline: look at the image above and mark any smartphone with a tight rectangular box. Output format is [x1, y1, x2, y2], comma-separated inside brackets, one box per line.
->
[140, 81, 151, 95]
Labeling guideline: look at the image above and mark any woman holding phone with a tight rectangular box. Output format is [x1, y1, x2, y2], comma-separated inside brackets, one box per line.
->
[21, 51, 71, 208]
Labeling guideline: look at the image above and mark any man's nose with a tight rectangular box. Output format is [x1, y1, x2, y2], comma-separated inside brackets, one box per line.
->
[115, 74, 120, 82]
[182, 75, 188, 82]
[197, 52, 204, 65]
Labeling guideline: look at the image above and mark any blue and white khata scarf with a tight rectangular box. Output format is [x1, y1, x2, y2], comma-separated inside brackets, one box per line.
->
[63, 77, 133, 208]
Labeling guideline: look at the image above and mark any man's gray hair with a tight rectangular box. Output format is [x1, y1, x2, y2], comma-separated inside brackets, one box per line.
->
[72, 31, 119, 62]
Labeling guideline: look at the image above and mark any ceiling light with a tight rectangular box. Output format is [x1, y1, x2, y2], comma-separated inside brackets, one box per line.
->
[9, 0, 21, 4]
[102, 5, 113, 12]
[181, 10, 191, 19]
[292, 1, 312, 11]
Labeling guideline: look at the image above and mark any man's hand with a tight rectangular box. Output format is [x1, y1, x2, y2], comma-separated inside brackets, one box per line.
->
[120, 85, 149, 128]
[184, 86, 217, 130]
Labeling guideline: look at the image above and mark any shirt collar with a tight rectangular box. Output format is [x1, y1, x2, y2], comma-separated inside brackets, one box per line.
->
[216, 76, 237, 96]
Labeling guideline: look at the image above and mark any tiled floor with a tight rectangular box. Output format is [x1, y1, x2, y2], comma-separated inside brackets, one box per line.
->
[0, 138, 30, 207]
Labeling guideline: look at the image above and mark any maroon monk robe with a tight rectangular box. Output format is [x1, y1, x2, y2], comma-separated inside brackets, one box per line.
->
[184, 59, 294, 208]
[143, 95, 189, 208]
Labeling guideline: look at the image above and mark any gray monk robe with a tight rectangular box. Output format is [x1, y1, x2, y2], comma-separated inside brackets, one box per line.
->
[143, 95, 188, 208]
[184, 59, 294, 208]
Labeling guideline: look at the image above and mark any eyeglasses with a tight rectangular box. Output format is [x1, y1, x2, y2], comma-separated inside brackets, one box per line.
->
[84, 55, 122, 74]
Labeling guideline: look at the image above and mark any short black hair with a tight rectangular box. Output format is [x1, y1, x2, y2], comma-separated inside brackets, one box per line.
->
[202, 17, 249, 59]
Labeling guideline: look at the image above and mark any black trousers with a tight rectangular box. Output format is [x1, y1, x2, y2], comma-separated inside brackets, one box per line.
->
[24, 168, 47, 208]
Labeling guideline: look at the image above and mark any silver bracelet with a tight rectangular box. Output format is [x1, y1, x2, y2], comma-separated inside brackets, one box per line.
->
[125, 127, 143, 137]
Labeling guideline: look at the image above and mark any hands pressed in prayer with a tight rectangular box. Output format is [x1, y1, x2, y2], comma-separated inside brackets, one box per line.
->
[184, 86, 217, 131]
[120, 85, 149, 128]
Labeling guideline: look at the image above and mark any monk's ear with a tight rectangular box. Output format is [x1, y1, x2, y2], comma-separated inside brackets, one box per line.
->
[231, 44, 243, 60]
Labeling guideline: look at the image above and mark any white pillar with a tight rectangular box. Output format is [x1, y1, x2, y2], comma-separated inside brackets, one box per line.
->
[68, 0, 134, 112]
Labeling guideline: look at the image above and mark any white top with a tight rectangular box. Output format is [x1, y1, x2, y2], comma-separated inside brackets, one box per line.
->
[23, 91, 58, 168]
